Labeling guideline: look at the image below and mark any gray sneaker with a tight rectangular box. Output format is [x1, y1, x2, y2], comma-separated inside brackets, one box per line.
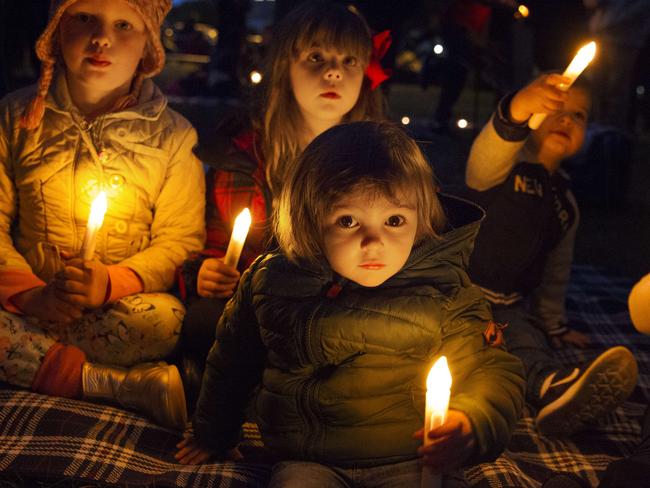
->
[535, 346, 638, 435]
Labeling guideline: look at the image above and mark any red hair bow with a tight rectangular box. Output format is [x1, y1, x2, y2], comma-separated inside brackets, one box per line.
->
[365, 30, 392, 90]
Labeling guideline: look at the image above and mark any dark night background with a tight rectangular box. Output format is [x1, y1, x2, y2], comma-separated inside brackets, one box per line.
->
[0, 0, 648, 280]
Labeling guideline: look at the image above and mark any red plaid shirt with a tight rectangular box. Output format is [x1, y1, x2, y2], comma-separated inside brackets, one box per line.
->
[206, 131, 272, 268]
[178, 131, 272, 302]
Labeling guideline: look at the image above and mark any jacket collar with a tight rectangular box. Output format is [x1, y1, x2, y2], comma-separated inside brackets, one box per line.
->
[407, 193, 484, 267]
[46, 70, 167, 122]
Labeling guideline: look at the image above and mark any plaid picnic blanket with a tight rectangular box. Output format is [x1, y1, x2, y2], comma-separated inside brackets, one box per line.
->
[465, 265, 650, 488]
[0, 390, 270, 487]
[0, 265, 648, 487]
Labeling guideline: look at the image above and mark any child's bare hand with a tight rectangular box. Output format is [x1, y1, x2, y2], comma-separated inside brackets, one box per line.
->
[54, 251, 109, 309]
[550, 329, 591, 349]
[197, 258, 240, 298]
[175, 435, 242, 465]
[11, 284, 83, 325]
[509, 74, 572, 123]
[415, 410, 476, 473]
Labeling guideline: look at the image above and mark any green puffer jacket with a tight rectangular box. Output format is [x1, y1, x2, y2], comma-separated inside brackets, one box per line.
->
[193, 194, 524, 468]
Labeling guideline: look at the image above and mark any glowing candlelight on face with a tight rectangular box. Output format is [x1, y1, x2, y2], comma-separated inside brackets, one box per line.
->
[529, 41, 596, 129]
[223, 208, 252, 267]
[422, 356, 452, 488]
[81, 191, 107, 261]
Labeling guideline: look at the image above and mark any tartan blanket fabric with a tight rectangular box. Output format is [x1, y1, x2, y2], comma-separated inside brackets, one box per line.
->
[0, 265, 648, 487]
[0, 391, 271, 487]
[465, 265, 650, 487]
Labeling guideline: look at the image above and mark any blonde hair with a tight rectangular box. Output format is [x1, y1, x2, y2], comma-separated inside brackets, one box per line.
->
[275, 121, 446, 264]
[257, 0, 384, 195]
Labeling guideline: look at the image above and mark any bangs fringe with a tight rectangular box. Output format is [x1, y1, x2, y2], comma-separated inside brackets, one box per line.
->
[292, 9, 371, 63]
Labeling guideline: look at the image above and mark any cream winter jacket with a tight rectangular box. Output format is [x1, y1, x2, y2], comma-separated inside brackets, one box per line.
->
[0, 74, 205, 292]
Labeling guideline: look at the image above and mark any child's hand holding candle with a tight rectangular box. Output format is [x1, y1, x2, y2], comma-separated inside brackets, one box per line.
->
[52, 191, 110, 311]
[417, 410, 476, 481]
[224, 208, 252, 268]
[416, 357, 477, 486]
[55, 252, 110, 310]
[528, 41, 596, 129]
[196, 258, 240, 299]
[420, 356, 451, 488]
[195, 208, 251, 299]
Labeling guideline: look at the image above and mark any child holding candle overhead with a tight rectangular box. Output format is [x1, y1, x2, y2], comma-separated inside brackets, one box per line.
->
[177, 0, 385, 406]
[464, 73, 638, 435]
[176, 121, 525, 486]
[0, 0, 205, 429]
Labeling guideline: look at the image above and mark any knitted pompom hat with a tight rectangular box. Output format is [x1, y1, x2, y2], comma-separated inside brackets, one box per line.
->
[20, 0, 172, 129]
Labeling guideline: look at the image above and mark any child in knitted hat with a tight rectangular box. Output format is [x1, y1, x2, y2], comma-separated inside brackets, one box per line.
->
[21, 0, 171, 127]
[0, 0, 205, 430]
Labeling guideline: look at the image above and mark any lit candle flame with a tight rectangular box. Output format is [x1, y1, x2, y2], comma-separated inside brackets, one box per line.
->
[563, 41, 596, 83]
[529, 41, 597, 129]
[81, 191, 107, 260]
[426, 356, 452, 392]
[425, 356, 452, 430]
[422, 356, 452, 488]
[224, 208, 252, 267]
[516, 5, 530, 18]
[88, 192, 107, 229]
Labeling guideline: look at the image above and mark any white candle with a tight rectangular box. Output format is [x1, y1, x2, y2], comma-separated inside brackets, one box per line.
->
[223, 208, 252, 267]
[80, 191, 107, 261]
[422, 356, 452, 488]
[528, 41, 597, 129]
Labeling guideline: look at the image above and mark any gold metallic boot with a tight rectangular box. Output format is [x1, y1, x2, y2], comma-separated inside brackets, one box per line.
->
[82, 361, 187, 430]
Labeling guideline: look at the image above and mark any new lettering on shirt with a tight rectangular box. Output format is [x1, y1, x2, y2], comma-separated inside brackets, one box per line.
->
[513, 174, 543, 197]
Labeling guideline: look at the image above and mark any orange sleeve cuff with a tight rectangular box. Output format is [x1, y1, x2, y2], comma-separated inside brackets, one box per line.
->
[106, 265, 144, 303]
[0, 269, 46, 314]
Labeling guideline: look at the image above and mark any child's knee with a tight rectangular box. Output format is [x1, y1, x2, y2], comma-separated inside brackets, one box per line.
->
[110, 293, 185, 352]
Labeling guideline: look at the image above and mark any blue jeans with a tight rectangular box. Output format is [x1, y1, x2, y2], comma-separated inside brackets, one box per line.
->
[492, 302, 558, 404]
[268, 459, 468, 488]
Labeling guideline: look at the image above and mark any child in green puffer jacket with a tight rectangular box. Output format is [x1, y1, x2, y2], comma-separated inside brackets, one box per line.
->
[176, 121, 525, 486]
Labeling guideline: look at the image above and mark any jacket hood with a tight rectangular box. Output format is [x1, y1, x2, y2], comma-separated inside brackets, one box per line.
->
[408, 193, 485, 268]
[261, 192, 485, 294]
[372, 192, 484, 290]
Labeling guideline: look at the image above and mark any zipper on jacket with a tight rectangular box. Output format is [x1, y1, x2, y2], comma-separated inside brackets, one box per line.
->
[71, 137, 82, 250]
[75, 116, 107, 253]
[296, 301, 326, 459]
[296, 378, 321, 460]
[304, 301, 328, 366]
